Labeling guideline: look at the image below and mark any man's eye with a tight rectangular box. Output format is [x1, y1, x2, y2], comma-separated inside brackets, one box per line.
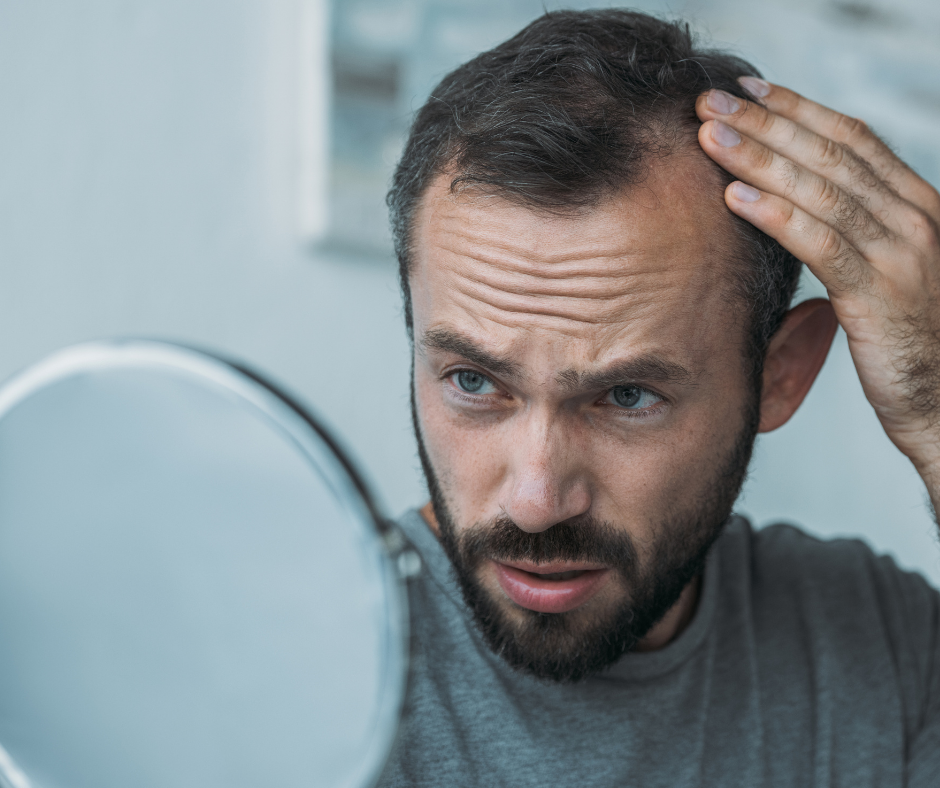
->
[453, 370, 495, 394]
[607, 385, 661, 410]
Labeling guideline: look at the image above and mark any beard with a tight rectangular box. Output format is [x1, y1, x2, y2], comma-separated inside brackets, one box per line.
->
[411, 381, 759, 684]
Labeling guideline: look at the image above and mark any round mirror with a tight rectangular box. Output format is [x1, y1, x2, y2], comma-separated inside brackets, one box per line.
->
[0, 340, 409, 788]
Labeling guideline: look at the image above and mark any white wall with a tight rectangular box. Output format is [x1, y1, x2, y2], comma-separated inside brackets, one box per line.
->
[1, 0, 938, 585]
[0, 0, 420, 516]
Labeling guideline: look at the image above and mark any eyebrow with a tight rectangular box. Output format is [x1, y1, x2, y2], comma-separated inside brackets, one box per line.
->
[557, 357, 695, 392]
[420, 328, 524, 380]
[421, 327, 695, 391]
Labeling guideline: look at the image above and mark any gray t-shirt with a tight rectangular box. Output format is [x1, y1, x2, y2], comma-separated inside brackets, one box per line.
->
[377, 510, 940, 787]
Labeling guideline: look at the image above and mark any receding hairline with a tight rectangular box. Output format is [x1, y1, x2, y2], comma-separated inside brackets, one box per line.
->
[405, 142, 741, 280]
[416, 117, 716, 219]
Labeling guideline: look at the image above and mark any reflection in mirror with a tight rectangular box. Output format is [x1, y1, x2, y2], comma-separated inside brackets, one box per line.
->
[0, 341, 408, 788]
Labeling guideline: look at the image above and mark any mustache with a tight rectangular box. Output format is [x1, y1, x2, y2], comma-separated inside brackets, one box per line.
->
[456, 514, 639, 572]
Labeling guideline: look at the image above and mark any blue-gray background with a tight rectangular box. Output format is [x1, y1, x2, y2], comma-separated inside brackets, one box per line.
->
[2, 0, 939, 584]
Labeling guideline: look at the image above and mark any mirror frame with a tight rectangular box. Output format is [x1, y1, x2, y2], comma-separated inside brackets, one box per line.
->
[0, 338, 411, 788]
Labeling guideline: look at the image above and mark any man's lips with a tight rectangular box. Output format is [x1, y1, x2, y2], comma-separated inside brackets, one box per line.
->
[493, 560, 612, 614]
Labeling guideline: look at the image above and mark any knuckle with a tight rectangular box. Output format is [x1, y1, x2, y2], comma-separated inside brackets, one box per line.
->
[854, 159, 882, 193]
[754, 144, 778, 174]
[814, 178, 842, 214]
[833, 113, 868, 144]
[842, 146, 882, 191]
[753, 107, 778, 136]
[921, 187, 940, 223]
[831, 190, 885, 242]
[773, 199, 798, 232]
[816, 225, 845, 261]
[816, 137, 847, 170]
[910, 210, 940, 254]
[833, 192, 862, 230]
[829, 246, 867, 291]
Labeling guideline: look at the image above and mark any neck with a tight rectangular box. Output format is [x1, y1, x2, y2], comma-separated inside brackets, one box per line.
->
[420, 501, 440, 535]
[633, 574, 702, 651]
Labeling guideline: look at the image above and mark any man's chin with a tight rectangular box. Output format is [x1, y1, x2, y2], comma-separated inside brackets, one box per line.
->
[435, 519, 677, 682]
[461, 570, 645, 684]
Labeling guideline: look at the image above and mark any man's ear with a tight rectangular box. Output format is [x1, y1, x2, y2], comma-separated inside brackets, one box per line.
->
[758, 298, 838, 433]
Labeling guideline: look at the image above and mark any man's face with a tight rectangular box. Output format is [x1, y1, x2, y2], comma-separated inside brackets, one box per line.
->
[410, 156, 758, 682]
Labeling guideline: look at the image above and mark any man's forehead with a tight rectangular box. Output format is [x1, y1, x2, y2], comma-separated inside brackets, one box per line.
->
[409, 156, 740, 360]
[413, 154, 731, 273]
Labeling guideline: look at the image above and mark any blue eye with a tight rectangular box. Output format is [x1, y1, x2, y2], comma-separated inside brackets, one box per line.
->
[608, 385, 661, 410]
[454, 370, 493, 394]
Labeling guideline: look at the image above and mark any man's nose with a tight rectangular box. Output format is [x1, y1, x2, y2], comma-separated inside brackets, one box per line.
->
[498, 417, 591, 533]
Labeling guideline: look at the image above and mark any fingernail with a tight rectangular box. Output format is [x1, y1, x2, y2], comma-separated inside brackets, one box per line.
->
[707, 89, 740, 115]
[738, 76, 771, 98]
[711, 120, 741, 147]
[732, 182, 761, 203]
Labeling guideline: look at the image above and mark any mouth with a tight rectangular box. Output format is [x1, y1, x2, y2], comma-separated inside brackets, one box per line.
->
[493, 560, 611, 614]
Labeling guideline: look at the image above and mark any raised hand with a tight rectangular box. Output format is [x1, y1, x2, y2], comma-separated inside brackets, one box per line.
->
[696, 78, 940, 490]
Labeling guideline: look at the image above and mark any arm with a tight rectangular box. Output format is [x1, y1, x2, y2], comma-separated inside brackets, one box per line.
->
[695, 78, 940, 516]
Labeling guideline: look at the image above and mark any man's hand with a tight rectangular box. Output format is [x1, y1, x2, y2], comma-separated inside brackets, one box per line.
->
[696, 77, 940, 496]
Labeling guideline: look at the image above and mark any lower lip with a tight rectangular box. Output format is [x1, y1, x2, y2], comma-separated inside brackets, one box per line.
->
[494, 563, 611, 614]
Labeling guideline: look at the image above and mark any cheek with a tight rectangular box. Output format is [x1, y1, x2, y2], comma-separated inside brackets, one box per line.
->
[413, 365, 509, 520]
[588, 396, 749, 524]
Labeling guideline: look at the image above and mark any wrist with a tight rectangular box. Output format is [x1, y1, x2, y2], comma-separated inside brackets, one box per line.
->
[907, 444, 940, 514]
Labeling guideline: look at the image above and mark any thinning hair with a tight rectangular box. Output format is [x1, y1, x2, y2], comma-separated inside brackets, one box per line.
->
[387, 9, 802, 382]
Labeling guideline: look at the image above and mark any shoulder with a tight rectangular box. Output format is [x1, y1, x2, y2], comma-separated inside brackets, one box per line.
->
[757, 521, 939, 655]
[719, 517, 939, 621]
[721, 517, 940, 737]
[745, 519, 938, 609]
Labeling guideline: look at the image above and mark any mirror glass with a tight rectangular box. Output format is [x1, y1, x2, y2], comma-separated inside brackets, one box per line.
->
[0, 341, 407, 788]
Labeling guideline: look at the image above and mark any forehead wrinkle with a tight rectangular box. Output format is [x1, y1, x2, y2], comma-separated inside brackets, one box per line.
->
[413, 169, 742, 341]
[441, 251, 686, 326]
[451, 260, 674, 302]
[432, 178, 712, 271]
[433, 201, 630, 268]
[443, 301, 650, 339]
[447, 274, 669, 326]
[434, 237, 674, 292]
[435, 208, 702, 278]
[426, 215, 727, 315]
[442, 233, 640, 276]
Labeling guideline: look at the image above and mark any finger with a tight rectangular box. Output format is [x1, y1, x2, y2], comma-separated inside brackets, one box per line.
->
[695, 89, 918, 238]
[722, 180, 876, 296]
[743, 81, 940, 220]
[698, 119, 895, 256]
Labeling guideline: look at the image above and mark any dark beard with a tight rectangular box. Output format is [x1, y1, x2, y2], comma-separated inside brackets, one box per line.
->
[411, 380, 759, 683]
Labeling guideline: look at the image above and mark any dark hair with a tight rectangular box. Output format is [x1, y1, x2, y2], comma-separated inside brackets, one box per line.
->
[387, 8, 801, 381]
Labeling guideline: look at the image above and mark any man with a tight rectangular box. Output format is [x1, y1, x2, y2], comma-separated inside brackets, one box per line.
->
[377, 9, 940, 786]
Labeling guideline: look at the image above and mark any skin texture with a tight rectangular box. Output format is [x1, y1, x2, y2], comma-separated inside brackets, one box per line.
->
[410, 152, 838, 652]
